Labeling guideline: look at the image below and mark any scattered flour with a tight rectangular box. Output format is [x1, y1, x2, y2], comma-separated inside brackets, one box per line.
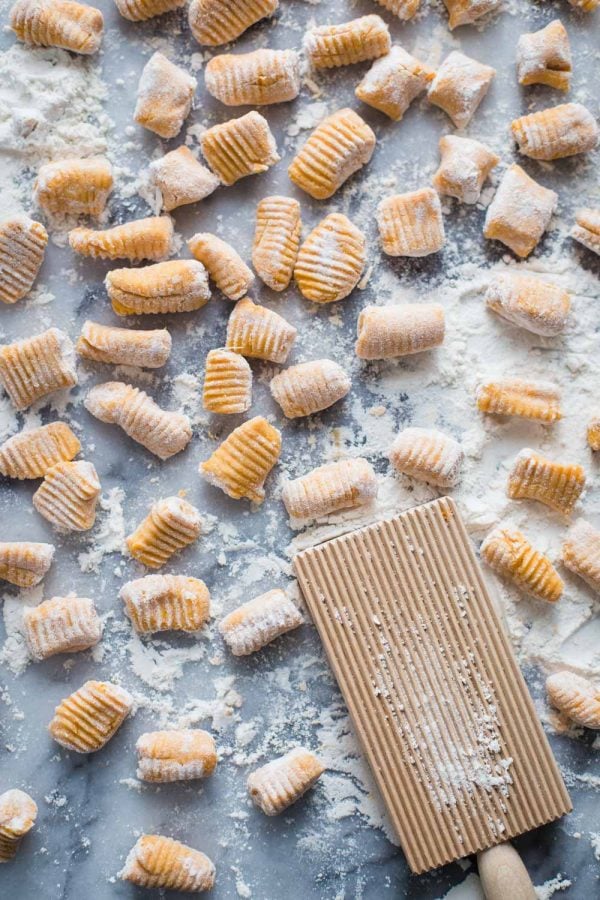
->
[535, 874, 572, 899]
[78, 487, 126, 573]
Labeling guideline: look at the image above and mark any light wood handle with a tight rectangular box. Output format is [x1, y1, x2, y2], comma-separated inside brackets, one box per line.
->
[477, 843, 536, 900]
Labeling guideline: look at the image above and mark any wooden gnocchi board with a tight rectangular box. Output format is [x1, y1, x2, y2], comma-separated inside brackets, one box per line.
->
[294, 497, 571, 874]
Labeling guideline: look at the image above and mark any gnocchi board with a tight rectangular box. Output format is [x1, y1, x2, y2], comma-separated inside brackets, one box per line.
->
[294, 497, 571, 874]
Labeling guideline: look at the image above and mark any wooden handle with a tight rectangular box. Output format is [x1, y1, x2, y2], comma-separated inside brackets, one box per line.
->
[477, 843, 536, 900]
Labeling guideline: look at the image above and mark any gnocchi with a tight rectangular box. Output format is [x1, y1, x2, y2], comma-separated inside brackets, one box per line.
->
[49, 680, 133, 752]
[374, 0, 419, 19]
[69, 216, 173, 262]
[10, 0, 103, 54]
[0, 422, 80, 480]
[481, 526, 563, 603]
[389, 427, 463, 487]
[562, 520, 600, 594]
[0, 790, 37, 863]
[432, 135, 499, 205]
[77, 321, 172, 369]
[126, 496, 202, 569]
[442, 0, 500, 30]
[23, 594, 102, 660]
[303, 15, 390, 70]
[205, 48, 301, 106]
[147, 147, 219, 212]
[516, 20, 572, 91]
[187, 232, 254, 300]
[356, 45, 435, 121]
[355, 303, 445, 360]
[121, 574, 210, 634]
[476, 379, 562, 423]
[0, 216, 48, 305]
[253, 196, 301, 292]
[201, 111, 279, 185]
[270, 359, 351, 418]
[294, 213, 366, 303]
[507, 448, 585, 516]
[572, 208, 600, 256]
[200, 416, 281, 503]
[248, 747, 325, 815]
[120, 835, 215, 892]
[33, 460, 101, 532]
[587, 415, 600, 451]
[134, 52, 196, 140]
[0, 328, 77, 411]
[484, 164, 557, 258]
[188, 0, 277, 47]
[427, 51, 495, 129]
[546, 671, 600, 730]
[136, 730, 217, 782]
[281, 458, 377, 521]
[202, 348, 252, 414]
[377, 189, 445, 257]
[485, 271, 570, 336]
[0, 542, 55, 588]
[226, 297, 296, 364]
[106, 260, 210, 316]
[219, 588, 302, 656]
[114, 0, 184, 21]
[511, 103, 598, 161]
[34, 157, 112, 217]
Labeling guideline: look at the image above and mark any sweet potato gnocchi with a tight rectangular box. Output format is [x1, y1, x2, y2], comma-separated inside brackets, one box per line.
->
[481, 526, 563, 603]
[188, 232, 254, 300]
[587, 415, 600, 451]
[432, 135, 499, 205]
[188, 0, 277, 46]
[377, 189, 445, 257]
[442, 0, 500, 30]
[270, 359, 351, 418]
[507, 449, 585, 516]
[427, 51, 495, 129]
[484, 165, 557, 258]
[134, 52, 196, 140]
[219, 588, 302, 656]
[34, 157, 112, 217]
[200, 416, 281, 503]
[516, 20, 572, 91]
[114, 0, 184, 21]
[226, 298, 296, 363]
[485, 271, 570, 336]
[253, 196, 301, 292]
[476, 379, 562, 423]
[303, 15, 390, 70]
[248, 747, 325, 815]
[106, 260, 210, 316]
[0, 328, 77, 411]
[10, 0, 103, 54]
[23, 594, 102, 660]
[126, 496, 202, 569]
[0, 790, 37, 863]
[136, 730, 217, 782]
[282, 458, 377, 521]
[356, 46, 434, 121]
[294, 213, 366, 303]
[562, 520, 600, 595]
[572, 208, 600, 256]
[0, 216, 48, 305]
[121, 574, 210, 634]
[0, 422, 80, 480]
[202, 348, 252, 414]
[120, 834, 215, 892]
[147, 147, 219, 212]
[201, 111, 279, 185]
[33, 460, 101, 532]
[0, 542, 54, 588]
[69, 216, 173, 262]
[546, 671, 600, 730]
[77, 321, 171, 368]
[205, 48, 301, 106]
[511, 103, 598, 161]
[389, 427, 463, 487]
[355, 303, 445, 359]
[49, 680, 133, 752]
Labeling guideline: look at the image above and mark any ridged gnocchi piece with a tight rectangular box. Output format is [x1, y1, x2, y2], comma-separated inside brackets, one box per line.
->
[294, 213, 366, 304]
[134, 52, 196, 140]
[432, 135, 499, 205]
[562, 520, 600, 594]
[270, 359, 351, 418]
[114, 0, 185, 21]
[23, 595, 102, 660]
[0, 422, 80, 480]
[282, 458, 377, 521]
[49, 680, 133, 752]
[187, 233, 254, 301]
[202, 348, 252, 414]
[389, 427, 463, 487]
[200, 415, 281, 504]
[126, 496, 202, 569]
[572, 208, 600, 256]
[201, 111, 279, 186]
[219, 588, 302, 656]
[147, 147, 219, 212]
[442, 0, 500, 29]
[226, 297, 296, 364]
[136, 730, 217, 782]
[252, 196, 301, 292]
[511, 103, 598, 161]
[77, 321, 171, 369]
[248, 747, 324, 815]
[188, 0, 277, 46]
[355, 303, 445, 360]
[205, 48, 301, 106]
[85, 382, 192, 460]
[33, 460, 101, 532]
[481, 526, 563, 603]
[374, 0, 419, 21]
[377, 189, 445, 257]
[507, 448, 585, 516]
[0, 328, 77, 411]
[120, 835, 215, 892]
[477, 379, 562, 423]
[355, 45, 434, 121]
[485, 271, 570, 336]
[288, 108, 375, 200]
[69, 216, 173, 262]
[587, 415, 600, 451]
[34, 157, 112, 217]
[10, 0, 103, 54]
[427, 51, 495, 129]
[516, 20, 572, 91]
[0, 542, 54, 588]
[304, 15, 390, 70]
[0, 790, 37, 863]
[0, 216, 48, 305]
[546, 671, 600, 729]
[120, 574, 210, 634]
[106, 260, 210, 317]
[484, 164, 557, 258]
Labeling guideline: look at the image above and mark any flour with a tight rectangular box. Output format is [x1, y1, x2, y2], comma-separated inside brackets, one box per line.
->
[535, 874, 572, 899]
[78, 487, 126, 573]
[0, 584, 40, 674]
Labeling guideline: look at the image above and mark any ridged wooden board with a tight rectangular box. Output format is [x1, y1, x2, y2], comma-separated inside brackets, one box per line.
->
[294, 497, 571, 874]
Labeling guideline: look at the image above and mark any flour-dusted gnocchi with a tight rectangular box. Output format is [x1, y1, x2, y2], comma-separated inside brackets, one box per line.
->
[77, 321, 171, 369]
[69, 216, 173, 262]
[288, 108, 375, 200]
[270, 359, 351, 418]
[281, 458, 377, 521]
[85, 382, 192, 460]
[248, 747, 325, 815]
[377, 189, 445, 257]
[374, 0, 419, 20]
[203, 348, 252, 414]
[106, 260, 210, 317]
[303, 15, 390, 70]
[33, 460, 101, 532]
[432, 135, 499, 205]
[34, 157, 112, 217]
[481, 526, 563, 603]
[253, 196, 301, 292]
[442, 0, 500, 30]
[219, 588, 302, 656]
[484, 165, 557, 258]
[511, 103, 598, 161]
[0, 542, 54, 588]
[546, 671, 600, 729]
[114, 0, 184, 21]
[572, 208, 600, 256]
[147, 147, 219, 212]
[226, 297, 296, 363]
[10, 0, 103, 53]
[120, 835, 216, 892]
[134, 52, 196, 140]
[23, 595, 102, 660]
[49, 680, 133, 752]
[568, 0, 599, 9]
[476, 379, 562, 422]
[200, 416, 281, 503]
[136, 730, 217, 782]
[356, 45, 434, 121]
[507, 448, 585, 516]
[201, 111, 279, 186]
[355, 303, 445, 360]
[187, 233, 254, 300]
[0, 422, 80, 480]
[562, 520, 600, 594]
[0, 216, 48, 305]
[121, 574, 210, 634]
[294, 213, 366, 303]
[0, 328, 77, 411]
[205, 48, 301, 106]
[516, 20, 572, 91]
[0, 790, 37, 863]
[427, 51, 495, 129]
[389, 427, 463, 487]
[485, 271, 570, 336]
[126, 496, 202, 569]
[189, 0, 277, 46]
[588, 416, 600, 451]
